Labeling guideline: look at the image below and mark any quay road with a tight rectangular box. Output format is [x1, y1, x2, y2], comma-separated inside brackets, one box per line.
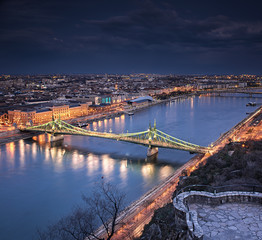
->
[98, 106, 262, 239]
[0, 130, 39, 146]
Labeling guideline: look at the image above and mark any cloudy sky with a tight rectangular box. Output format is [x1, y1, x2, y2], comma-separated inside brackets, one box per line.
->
[1, 0, 262, 74]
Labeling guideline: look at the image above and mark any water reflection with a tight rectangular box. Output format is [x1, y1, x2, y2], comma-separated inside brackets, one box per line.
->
[87, 153, 100, 175]
[6, 142, 15, 160]
[19, 140, 25, 168]
[92, 121, 97, 131]
[190, 97, 194, 109]
[119, 160, 128, 185]
[104, 118, 108, 128]
[98, 120, 102, 128]
[72, 151, 85, 170]
[43, 146, 49, 162]
[101, 154, 115, 177]
[1, 136, 176, 183]
[159, 165, 173, 181]
[141, 163, 155, 180]
[32, 142, 37, 160]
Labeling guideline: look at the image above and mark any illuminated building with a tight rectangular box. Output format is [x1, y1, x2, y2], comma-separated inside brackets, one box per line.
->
[8, 103, 90, 125]
[126, 96, 153, 108]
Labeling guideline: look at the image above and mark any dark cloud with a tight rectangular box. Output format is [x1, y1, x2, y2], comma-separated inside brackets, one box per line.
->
[0, 0, 262, 74]
[84, 7, 262, 50]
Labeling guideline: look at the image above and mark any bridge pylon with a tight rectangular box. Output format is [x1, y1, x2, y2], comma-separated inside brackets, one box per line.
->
[147, 120, 159, 158]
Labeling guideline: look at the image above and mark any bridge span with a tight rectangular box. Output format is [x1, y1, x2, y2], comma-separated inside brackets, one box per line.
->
[19, 119, 210, 154]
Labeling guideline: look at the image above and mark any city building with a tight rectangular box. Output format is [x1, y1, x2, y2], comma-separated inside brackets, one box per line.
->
[126, 96, 153, 108]
[8, 103, 91, 125]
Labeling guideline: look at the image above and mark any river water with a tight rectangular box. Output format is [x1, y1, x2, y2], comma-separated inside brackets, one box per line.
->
[0, 94, 261, 240]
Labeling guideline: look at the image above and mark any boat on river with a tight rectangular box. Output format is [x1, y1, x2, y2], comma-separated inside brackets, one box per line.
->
[246, 102, 256, 106]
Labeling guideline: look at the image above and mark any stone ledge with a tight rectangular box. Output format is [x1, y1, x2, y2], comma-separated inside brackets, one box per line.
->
[173, 191, 262, 240]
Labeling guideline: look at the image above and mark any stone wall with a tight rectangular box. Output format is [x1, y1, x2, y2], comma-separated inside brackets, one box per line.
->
[173, 191, 262, 240]
[0, 129, 19, 137]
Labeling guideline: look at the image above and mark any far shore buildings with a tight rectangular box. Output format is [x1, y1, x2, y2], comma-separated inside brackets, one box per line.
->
[7, 95, 154, 126]
[8, 103, 91, 125]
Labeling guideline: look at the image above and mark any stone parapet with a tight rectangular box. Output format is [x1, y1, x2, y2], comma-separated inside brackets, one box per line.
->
[173, 190, 262, 239]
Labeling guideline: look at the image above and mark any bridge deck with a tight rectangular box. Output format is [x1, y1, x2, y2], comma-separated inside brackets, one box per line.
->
[20, 119, 210, 154]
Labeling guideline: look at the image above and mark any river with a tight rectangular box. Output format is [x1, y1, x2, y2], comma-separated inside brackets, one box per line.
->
[0, 94, 261, 240]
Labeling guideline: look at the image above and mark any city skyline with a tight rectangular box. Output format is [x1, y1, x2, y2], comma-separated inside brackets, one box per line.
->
[1, 0, 262, 75]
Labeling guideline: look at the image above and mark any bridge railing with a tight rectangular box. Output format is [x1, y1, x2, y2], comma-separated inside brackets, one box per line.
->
[156, 129, 203, 148]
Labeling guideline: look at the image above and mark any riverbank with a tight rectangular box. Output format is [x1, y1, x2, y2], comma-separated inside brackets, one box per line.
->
[108, 105, 262, 239]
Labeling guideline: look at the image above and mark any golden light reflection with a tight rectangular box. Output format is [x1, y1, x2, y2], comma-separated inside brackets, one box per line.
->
[120, 114, 125, 130]
[98, 121, 102, 127]
[38, 134, 46, 144]
[101, 154, 114, 177]
[120, 114, 125, 121]
[32, 134, 51, 145]
[19, 140, 25, 167]
[71, 151, 85, 170]
[92, 122, 97, 131]
[141, 163, 155, 179]
[190, 97, 194, 109]
[32, 136, 38, 141]
[6, 142, 15, 164]
[159, 166, 173, 181]
[32, 142, 37, 160]
[49, 147, 57, 160]
[87, 153, 100, 175]
[47, 134, 51, 142]
[104, 119, 108, 129]
[44, 146, 50, 162]
[49, 147, 65, 171]
[114, 118, 119, 130]
[119, 160, 128, 183]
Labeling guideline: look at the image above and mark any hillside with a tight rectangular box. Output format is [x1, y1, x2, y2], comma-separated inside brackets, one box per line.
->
[139, 140, 262, 240]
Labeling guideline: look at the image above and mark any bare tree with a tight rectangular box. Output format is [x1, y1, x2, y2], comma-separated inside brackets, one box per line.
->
[38, 181, 126, 240]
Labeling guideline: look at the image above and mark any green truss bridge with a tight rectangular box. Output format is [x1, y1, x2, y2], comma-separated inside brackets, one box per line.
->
[19, 119, 211, 154]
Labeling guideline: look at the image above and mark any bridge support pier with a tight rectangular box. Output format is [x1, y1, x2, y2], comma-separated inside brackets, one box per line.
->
[147, 147, 158, 159]
[50, 134, 64, 143]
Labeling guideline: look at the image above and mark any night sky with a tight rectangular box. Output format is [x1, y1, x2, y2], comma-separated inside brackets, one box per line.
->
[1, 0, 262, 75]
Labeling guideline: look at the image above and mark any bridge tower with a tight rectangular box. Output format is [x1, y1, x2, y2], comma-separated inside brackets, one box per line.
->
[147, 120, 158, 158]
[48, 115, 64, 143]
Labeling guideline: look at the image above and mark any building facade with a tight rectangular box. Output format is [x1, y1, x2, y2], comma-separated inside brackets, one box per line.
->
[8, 103, 90, 125]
